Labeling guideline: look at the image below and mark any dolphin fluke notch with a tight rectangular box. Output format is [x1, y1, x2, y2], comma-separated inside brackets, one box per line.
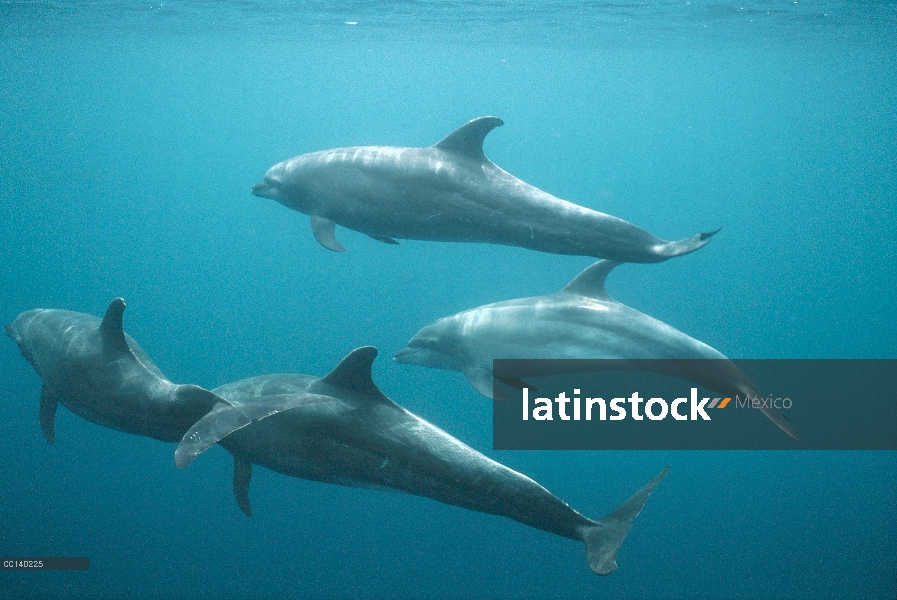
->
[433, 116, 504, 162]
[657, 226, 723, 259]
[582, 466, 669, 576]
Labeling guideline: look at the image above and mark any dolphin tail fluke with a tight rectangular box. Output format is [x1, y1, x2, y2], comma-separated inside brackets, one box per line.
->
[581, 466, 669, 576]
[657, 227, 722, 259]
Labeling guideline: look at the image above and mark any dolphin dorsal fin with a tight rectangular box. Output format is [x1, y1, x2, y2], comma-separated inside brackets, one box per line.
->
[100, 298, 133, 354]
[433, 116, 504, 162]
[560, 261, 621, 301]
[320, 346, 388, 399]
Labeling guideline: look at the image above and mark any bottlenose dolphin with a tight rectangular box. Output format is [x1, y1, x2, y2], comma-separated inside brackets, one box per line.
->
[175, 347, 668, 576]
[5, 298, 248, 444]
[251, 117, 719, 262]
[394, 261, 798, 439]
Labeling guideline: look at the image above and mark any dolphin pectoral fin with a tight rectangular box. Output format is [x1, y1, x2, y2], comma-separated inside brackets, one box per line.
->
[433, 116, 504, 162]
[368, 235, 399, 245]
[656, 226, 722, 259]
[760, 406, 801, 441]
[310, 216, 346, 252]
[582, 466, 669, 576]
[39, 385, 58, 445]
[176, 403, 251, 468]
[233, 456, 253, 517]
[462, 367, 495, 399]
[175, 393, 334, 468]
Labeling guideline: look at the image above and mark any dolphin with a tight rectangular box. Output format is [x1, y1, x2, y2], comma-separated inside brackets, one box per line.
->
[394, 260, 799, 440]
[4, 298, 254, 444]
[175, 346, 668, 576]
[251, 116, 720, 262]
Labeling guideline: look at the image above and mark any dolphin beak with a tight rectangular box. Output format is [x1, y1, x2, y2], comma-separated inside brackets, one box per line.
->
[393, 347, 419, 364]
[251, 182, 268, 197]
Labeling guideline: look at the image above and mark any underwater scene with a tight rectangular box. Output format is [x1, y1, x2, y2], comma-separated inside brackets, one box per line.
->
[1, 1, 895, 598]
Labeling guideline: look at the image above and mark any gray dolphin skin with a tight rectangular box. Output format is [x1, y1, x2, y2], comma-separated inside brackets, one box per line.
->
[394, 260, 799, 440]
[5, 298, 237, 444]
[175, 347, 669, 576]
[251, 117, 720, 262]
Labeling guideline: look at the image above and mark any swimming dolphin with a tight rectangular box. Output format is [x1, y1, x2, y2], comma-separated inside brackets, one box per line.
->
[5, 298, 248, 444]
[394, 260, 798, 440]
[175, 346, 668, 576]
[251, 116, 720, 262]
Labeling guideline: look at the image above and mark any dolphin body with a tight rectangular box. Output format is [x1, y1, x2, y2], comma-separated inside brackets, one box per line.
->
[175, 347, 668, 576]
[394, 261, 798, 440]
[5, 298, 243, 445]
[251, 117, 719, 262]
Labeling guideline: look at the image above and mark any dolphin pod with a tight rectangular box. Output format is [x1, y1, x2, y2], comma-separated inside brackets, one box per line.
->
[5, 300, 668, 577]
[6, 118, 794, 581]
[251, 117, 720, 262]
[395, 260, 799, 440]
[175, 347, 669, 576]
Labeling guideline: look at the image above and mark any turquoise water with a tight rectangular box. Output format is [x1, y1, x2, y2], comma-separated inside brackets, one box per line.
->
[1, 2, 895, 598]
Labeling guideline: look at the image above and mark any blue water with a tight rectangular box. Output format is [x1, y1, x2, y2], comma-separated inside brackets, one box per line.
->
[1, 2, 895, 598]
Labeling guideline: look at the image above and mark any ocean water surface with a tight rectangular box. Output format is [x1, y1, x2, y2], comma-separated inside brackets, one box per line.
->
[1, 1, 895, 598]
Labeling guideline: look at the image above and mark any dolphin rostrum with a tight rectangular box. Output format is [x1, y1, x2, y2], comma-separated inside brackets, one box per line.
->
[251, 117, 720, 262]
[5, 298, 257, 444]
[175, 347, 668, 576]
[394, 260, 798, 440]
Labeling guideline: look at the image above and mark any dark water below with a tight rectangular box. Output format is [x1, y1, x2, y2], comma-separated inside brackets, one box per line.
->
[1, 1, 895, 598]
